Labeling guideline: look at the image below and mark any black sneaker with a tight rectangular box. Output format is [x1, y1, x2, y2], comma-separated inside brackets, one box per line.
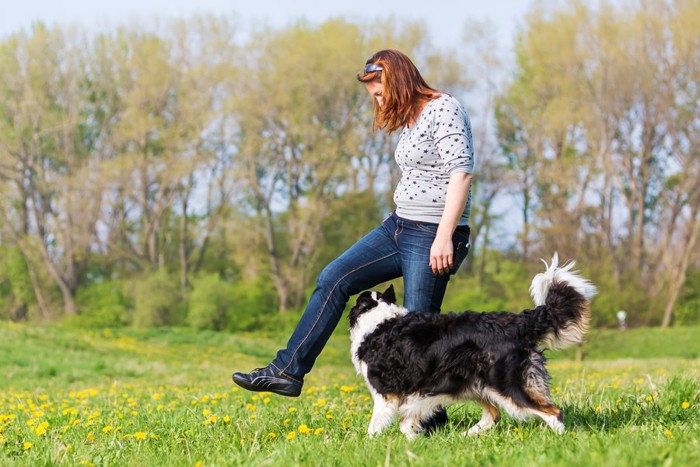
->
[421, 407, 448, 435]
[231, 365, 303, 397]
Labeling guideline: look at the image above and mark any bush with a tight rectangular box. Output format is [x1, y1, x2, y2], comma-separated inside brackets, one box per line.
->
[67, 280, 131, 328]
[227, 276, 278, 333]
[188, 273, 235, 331]
[132, 270, 182, 328]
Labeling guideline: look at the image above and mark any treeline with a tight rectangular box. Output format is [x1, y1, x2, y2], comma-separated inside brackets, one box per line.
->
[0, 0, 698, 330]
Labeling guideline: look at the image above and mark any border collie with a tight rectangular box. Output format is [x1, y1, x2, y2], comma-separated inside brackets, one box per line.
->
[349, 253, 596, 439]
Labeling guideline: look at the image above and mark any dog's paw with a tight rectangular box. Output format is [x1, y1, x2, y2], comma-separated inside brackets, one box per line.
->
[367, 422, 383, 439]
[399, 418, 421, 440]
[552, 422, 565, 435]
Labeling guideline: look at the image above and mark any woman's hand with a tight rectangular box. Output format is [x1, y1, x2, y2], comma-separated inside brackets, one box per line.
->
[430, 233, 454, 275]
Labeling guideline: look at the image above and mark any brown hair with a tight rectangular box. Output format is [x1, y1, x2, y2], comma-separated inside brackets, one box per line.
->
[357, 49, 438, 133]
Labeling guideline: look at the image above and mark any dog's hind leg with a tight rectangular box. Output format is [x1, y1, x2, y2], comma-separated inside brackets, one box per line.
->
[399, 414, 422, 440]
[368, 394, 399, 438]
[465, 401, 501, 436]
[523, 356, 565, 434]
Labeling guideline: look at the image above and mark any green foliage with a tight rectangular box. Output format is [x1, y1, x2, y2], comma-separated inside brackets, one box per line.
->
[226, 276, 278, 333]
[187, 273, 234, 331]
[674, 268, 700, 326]
[131, 270, 183, 328]
[64, 280, 131, 328]
[0, 247, 33, 321]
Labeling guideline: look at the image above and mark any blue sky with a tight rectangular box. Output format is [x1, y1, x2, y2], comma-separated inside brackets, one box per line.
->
[0, 0, 536, 51]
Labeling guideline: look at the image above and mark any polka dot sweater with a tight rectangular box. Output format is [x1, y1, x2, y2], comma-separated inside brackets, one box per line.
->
[393, 93, 474, 225]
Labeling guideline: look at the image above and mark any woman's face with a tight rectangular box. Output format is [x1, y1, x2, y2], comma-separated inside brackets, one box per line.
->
[365, 81, 384, 108]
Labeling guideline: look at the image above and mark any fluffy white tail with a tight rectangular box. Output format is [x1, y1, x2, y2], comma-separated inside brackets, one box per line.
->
[528, 253, 597, 350]
[529, 253, 597, 307]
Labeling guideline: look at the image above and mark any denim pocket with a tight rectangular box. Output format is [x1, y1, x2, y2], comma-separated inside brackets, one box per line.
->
[414, 222, 440, 234]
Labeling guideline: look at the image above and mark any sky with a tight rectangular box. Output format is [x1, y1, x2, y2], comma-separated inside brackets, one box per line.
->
[0, 0, 536, 52]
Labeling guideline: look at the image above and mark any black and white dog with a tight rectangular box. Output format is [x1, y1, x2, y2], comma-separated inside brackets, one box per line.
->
[349, 253, 596, 439]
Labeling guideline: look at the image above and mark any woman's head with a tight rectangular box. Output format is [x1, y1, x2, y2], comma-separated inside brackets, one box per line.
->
[357, 49, 437, 133]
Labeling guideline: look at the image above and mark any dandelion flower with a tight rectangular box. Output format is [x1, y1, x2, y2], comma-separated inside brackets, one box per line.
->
[682, 402, 690, 409]
[268, 432, 277, 438]
[102, 426, 113, 433]
[286, 431, 296, 440]
[134, 432, 147, 440]
[298, 424, 312, 434]
[314, 428, 323, 435]
[288, 407, 297, 413]
[35, 421, 49, 436]
[22, 442, 32, 450]
[664, 430, 673, 439]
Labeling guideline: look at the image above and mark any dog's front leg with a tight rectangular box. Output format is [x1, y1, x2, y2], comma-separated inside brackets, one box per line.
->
[368, 395, 398, 438]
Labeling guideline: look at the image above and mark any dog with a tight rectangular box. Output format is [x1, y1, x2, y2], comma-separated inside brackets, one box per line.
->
[349, 253, 596, 439]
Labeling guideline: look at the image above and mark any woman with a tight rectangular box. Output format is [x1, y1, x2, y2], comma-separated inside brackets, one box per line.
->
[233, 49, 474, 429]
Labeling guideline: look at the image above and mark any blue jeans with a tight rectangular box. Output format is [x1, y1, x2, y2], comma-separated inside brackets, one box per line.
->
[271, 212, 470, 382]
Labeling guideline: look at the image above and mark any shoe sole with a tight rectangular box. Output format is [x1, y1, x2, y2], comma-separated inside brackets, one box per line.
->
[232, 374, 301, 397]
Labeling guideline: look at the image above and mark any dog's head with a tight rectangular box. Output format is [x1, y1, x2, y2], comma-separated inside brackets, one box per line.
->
[349, 284, 396, 329]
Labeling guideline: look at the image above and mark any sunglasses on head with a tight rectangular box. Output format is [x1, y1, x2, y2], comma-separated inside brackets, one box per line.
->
[363, 63, 383, 75]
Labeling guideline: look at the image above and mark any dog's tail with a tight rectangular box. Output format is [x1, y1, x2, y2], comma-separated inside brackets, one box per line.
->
[525, 253, 597, 350]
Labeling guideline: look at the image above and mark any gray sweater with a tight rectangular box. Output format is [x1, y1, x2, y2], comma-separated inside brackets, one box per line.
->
[393, 94, 474, 226]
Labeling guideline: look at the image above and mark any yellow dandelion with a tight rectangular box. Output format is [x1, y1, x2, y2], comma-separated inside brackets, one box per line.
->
[223, 416, 231, 423]
[313, 399, 326, 407]
[268, 432, 277, 438]
[286, 431, 296, 440]
[35, 421, 49, 436]
[283, 418, 291, 425]
[202, 409, 212, 416]
[298, 424, 312, 434]
[664, 430, 673, 439]
[682, 402, 690, 409]
[102, 426, 113, 433]
[250, 414, 257, 420]
[263, 398, 271, 404]
[314, 428, 323, 435]
[86, 433, 94, 442]
[594, 406, 601, 413]
[134, 432, 147, 440]
[22, 442, 32, 450]
[646, 396, 653, 402]
[288, 407, 297, 413]
[340, 385, 356, 392]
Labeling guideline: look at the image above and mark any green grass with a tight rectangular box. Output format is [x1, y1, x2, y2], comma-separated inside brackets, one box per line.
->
[0, 323, 698, 466]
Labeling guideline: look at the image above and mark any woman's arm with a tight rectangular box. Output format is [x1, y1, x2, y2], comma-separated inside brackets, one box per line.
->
[430, 172, 473, 275]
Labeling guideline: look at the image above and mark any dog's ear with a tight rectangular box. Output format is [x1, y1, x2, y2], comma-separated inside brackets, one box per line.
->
[382, 284, 396, 304]
[349, 291, 378, 328]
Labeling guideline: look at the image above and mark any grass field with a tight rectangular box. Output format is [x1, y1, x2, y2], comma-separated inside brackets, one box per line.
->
[0, 322, 698, 466]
